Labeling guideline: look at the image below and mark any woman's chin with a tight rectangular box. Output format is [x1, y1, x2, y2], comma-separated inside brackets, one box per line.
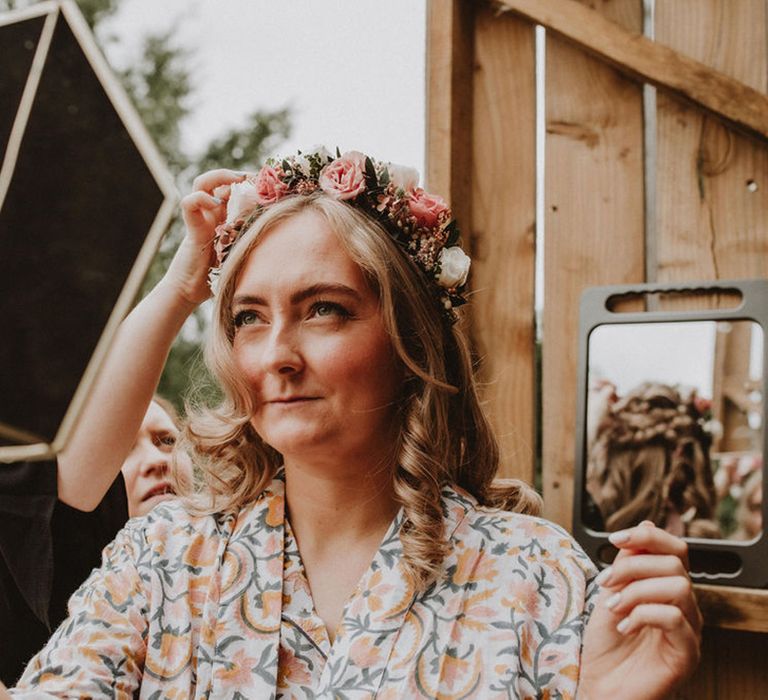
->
[260, 426, 341, 460]
[133, 492, 175, 518]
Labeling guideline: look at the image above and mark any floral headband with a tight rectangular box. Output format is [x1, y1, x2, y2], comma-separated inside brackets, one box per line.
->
[209, 146, 471, 319]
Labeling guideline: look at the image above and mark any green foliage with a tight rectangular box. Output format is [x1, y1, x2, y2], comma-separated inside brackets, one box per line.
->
[73, 0, 119, 27]
[117, 30, 193, 171]
[0, 0, 118, 25]
[196, 108, 291, 174]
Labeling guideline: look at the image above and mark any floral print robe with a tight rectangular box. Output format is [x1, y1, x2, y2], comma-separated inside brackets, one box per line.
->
[12, 474, 598, 699]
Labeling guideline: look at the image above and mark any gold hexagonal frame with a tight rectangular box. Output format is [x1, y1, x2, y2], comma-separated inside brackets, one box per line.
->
[0, 0, 177, 461]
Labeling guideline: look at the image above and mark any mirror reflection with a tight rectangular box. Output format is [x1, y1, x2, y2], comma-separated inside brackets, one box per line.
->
[583, 320, 763, 541]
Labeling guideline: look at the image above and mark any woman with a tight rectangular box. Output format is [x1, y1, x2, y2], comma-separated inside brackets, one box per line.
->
[121, 396, 188, 519]
[0, 396, 184, 685]
[11, 149, 700, 698]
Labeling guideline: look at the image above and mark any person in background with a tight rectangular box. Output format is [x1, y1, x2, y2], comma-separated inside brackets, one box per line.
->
[0, 395, 186, 684]
[120, 396, 188, 519]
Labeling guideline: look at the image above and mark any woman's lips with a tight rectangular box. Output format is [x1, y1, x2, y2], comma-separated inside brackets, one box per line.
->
[268, 396, 320, 404]
[142, 482, 174, 502]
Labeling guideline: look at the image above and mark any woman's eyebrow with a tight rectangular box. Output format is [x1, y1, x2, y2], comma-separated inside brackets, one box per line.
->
[291, 283, 361, 304]
[232, 284, 361, 308]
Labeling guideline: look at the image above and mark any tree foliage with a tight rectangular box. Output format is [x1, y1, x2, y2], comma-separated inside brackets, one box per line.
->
[1, 0, 292, 411]
[0, 0, 119, 26]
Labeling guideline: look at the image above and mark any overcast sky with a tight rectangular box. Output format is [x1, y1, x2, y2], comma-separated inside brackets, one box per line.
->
[100, 0, 427, 174]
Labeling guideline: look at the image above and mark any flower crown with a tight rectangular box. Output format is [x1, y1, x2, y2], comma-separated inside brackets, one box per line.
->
[209, 146, 471, 318]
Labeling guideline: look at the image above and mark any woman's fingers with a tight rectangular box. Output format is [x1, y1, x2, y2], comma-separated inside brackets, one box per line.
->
[609, 521, 690, 567]
[192, 168, 246, 193]
[603, 575, 702, 635]
[597, 553, 687, 588]
[181, 169, 248, 244]
[180, 191, 226, 242]
[181, 190, 224, 216]
[615, 602, 701, 668]
[596, 522, 703, 641]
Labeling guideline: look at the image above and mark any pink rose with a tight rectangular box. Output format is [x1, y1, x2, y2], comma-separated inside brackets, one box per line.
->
[318, 153, 367, 201]
[254, 165, 289, 205]
[407, 188, 449, 228]
[693, 395, 712, 415]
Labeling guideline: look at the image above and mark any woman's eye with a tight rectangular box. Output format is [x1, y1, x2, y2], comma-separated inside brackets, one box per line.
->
[233, 310, 260, 328]
[311, 301, 350, 319]
[156, 434, 176, 448]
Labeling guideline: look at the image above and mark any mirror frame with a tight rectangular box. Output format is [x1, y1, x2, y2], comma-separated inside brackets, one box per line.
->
[573, 278, 768, 588]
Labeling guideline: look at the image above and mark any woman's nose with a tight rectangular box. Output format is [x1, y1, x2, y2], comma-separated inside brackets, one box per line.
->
[140, 444, 170, 477]
[262, 324, 303, 375]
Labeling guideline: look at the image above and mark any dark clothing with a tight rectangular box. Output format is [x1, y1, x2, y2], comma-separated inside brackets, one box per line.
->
[0, 460, 127, 685]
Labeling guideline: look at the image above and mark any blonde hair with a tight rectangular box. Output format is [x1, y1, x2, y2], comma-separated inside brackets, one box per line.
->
[180, 193, 539, 588]
[587, 382, 719, 537]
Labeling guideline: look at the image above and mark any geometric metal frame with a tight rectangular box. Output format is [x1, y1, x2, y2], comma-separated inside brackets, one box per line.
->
[0, 0, 177, 462]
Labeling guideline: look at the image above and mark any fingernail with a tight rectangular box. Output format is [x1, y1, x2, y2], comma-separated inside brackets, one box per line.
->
[608, 529, 631, 545]
[212, 196, 223, 204]
[605, 592, 621, 610]
[595, 566, 613, 586]
[640, 520, 655, 527]
[616, 617, 631, 634]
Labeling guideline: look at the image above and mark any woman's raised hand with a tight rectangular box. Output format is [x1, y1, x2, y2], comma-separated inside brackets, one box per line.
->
[163, 169, 245, 306]
[579, 521, 702, 699]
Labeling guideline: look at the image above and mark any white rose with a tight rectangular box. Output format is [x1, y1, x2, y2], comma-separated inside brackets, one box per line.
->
[293, 145, 333, 176]
[292, 153, 311, 176]
[387, 163, 420, 191]
[226, 179, 260, 223]
[437, 246, 471, 288]
[308, 144, 332, 162]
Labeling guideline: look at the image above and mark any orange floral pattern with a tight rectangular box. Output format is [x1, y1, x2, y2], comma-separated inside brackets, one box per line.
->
[11, 476, 597, 698]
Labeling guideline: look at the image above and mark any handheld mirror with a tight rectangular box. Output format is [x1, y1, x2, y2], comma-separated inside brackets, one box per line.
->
[573, 279, 768, 588]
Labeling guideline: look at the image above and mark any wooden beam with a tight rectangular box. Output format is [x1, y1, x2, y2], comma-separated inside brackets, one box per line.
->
[425, 0, 475, 231]
[696, 584, 768, 634]
[493, 0, 768, 143]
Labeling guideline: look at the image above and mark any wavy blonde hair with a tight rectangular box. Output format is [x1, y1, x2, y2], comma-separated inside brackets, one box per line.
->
[180, 193, 540, 589]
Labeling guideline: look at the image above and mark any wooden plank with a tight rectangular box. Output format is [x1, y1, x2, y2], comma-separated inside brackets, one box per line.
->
[695, 584, 768, 634]
[469, 6, 536, 482]
[653, 2, 768, 697]
[542, 0, 645, 528]
[493, 0, 768, 143]
[425, 0, 475, 231]
[655, 0, 768, 285]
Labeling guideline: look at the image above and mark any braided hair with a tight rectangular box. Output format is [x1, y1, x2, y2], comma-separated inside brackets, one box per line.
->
[587, 382, 720, 538]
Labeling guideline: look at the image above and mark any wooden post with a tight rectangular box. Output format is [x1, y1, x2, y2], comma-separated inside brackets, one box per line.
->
[542, 0, 645, 527]
[469, 6, 537, 481]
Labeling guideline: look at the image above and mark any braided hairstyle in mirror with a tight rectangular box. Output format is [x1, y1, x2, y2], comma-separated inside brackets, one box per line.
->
[586, 382, 720, 538]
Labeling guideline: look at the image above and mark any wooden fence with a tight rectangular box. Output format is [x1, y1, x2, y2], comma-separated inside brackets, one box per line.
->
[426, 0, 768, 695]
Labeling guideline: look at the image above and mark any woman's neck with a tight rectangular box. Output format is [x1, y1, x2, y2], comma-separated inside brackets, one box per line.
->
[282, 457, 399, 553]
